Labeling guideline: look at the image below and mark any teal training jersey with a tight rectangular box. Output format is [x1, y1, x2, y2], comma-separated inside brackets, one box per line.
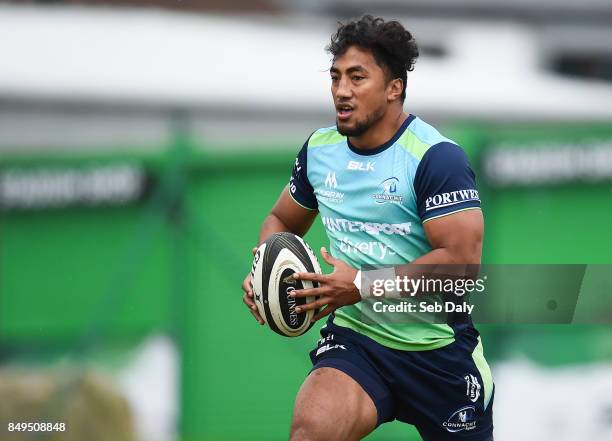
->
[289, 114, 481, 351]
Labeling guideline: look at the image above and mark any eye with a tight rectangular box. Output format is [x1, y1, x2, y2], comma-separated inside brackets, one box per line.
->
[352, 76, 365, 81]
[331, 75, 339, 82]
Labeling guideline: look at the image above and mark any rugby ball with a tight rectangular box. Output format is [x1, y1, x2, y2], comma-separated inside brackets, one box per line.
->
[251, 232, 322, 337]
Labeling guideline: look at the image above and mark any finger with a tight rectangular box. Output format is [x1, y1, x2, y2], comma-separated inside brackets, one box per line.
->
[320, 247, 337, 266]
[295, 297, 330, 313]
[312, 305, 337, 322]
[242, 280, 253, 297]
[243, 293, 256, 308]
[249, 308, 265, 325]
[292, 272, 327, 283]
[243, 295, 264, 323]
[290, 287, 327, 298]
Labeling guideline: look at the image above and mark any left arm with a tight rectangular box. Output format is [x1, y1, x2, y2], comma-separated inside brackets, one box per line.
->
[411, 209, 483, 265]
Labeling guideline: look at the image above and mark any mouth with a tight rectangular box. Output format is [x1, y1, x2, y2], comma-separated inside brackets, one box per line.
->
[336, 104, 354, 121]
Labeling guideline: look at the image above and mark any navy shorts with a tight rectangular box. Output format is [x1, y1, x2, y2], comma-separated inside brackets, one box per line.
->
[309, 319, 494, 441]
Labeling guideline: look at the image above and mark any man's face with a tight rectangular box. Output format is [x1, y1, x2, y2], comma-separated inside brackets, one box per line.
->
[331, 46, 390, 137]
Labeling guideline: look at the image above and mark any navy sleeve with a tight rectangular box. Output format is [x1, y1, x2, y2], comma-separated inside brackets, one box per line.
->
[289, 140, 318, 210]
[414, 142, 481, 222]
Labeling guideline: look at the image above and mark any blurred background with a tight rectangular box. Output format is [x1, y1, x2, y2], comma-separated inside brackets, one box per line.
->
[1, 0, 612, 440]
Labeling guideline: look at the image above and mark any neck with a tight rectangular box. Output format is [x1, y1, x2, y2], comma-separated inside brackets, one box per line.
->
[349, 107, 408, 150]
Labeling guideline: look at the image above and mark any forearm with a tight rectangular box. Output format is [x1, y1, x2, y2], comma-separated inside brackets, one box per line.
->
[394, 244, 481, 282]
[359, 247, 481, 298]
[256, 188, 318, 245]
[258, 213, 292, 245]
[410, 245, 481, 266]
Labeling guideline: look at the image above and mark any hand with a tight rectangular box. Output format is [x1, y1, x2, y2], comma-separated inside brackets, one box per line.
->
[290, 247, 360, 322]
[242, 246, 265, 325]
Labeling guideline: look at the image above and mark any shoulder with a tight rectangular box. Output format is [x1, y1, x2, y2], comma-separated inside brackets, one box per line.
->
[419, 141, 470, 166]
[414, 141, 475, 187]
[411, 136, 480, 221]
[306, 126, 347, 149]
[395, 116, 458, 161]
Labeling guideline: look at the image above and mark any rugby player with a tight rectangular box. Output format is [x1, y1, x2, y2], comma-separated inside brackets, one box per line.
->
[242, 15, 494, 441]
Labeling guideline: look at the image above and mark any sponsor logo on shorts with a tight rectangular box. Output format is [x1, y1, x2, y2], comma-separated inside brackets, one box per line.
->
[443, 406, 477, 432]
[464, 374, 481, 402]
[315, 343, 347, 357]
[425, 189, 479, 212]
[372, 177, 403, 204]
[322, 216, 411, 236]
[318, 334, 335, 345]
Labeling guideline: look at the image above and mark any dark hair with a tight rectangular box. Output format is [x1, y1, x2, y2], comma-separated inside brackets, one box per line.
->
[327, 15, 419, 102]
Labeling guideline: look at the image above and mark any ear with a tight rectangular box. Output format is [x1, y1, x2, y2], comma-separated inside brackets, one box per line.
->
[387, 78, 404, 102]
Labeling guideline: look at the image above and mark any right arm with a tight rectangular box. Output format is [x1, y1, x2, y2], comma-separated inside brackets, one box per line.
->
[259, 186, 318, 243]
[243, 139, 319, 324]
[242, 187, 318, 324]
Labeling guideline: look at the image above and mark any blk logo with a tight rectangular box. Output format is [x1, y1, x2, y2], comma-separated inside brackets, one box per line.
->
[347, 160, 375, 171]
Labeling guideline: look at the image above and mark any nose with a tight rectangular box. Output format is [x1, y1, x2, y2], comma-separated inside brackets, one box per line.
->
[335, 76, 352, 100]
